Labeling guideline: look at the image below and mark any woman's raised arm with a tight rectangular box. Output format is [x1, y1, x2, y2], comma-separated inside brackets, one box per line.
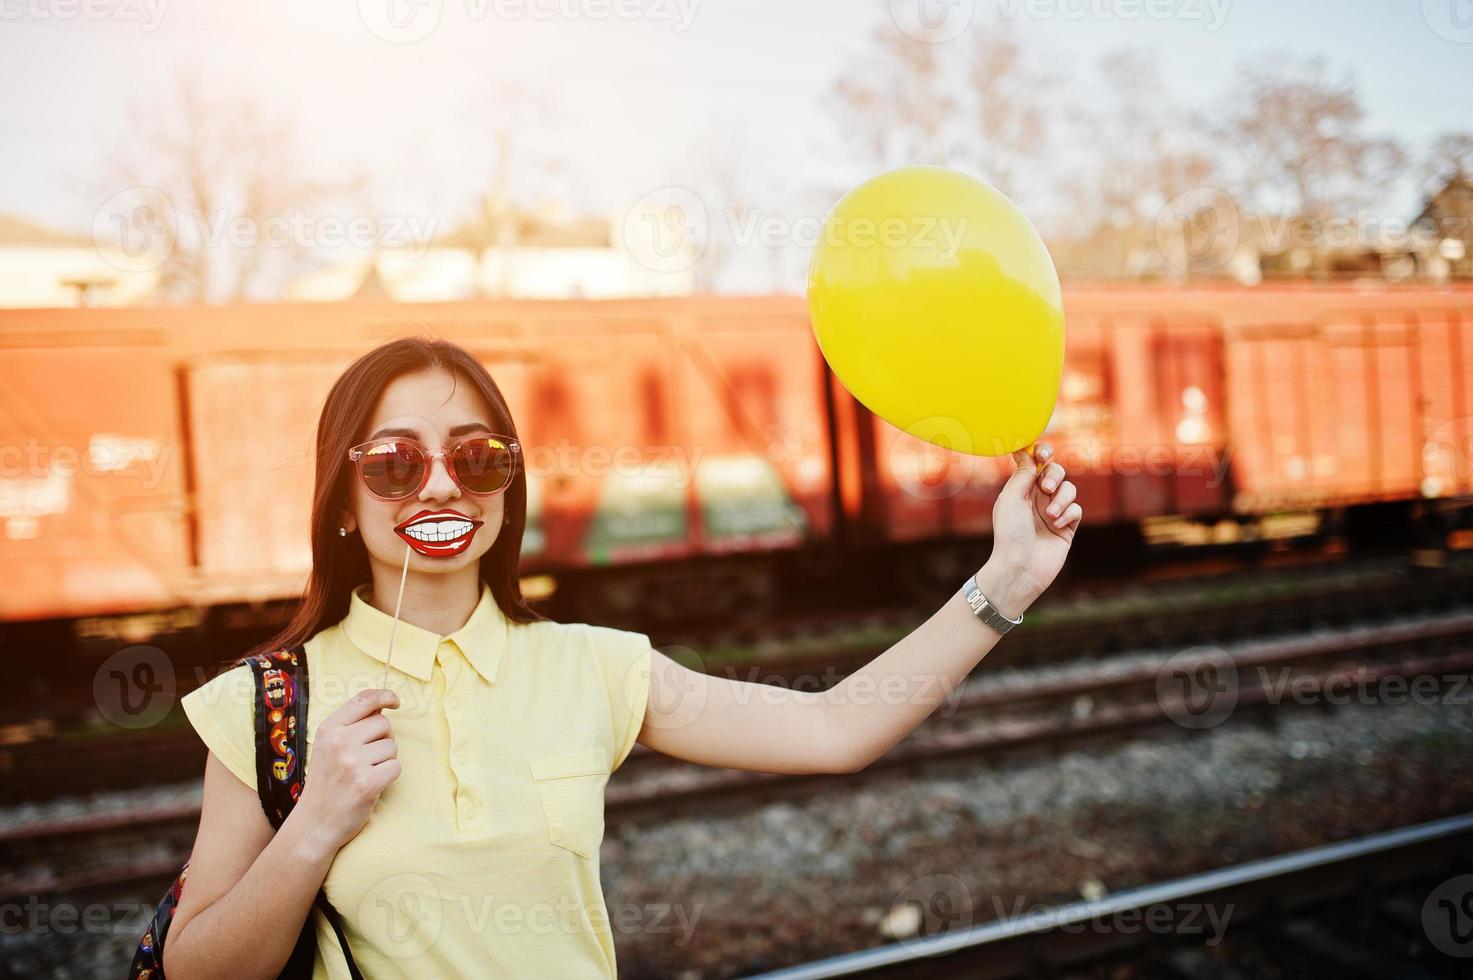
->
[636, 443, 1080, 775]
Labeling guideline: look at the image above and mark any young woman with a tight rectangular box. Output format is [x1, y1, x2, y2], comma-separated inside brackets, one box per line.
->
[163, 337, 1082, 979]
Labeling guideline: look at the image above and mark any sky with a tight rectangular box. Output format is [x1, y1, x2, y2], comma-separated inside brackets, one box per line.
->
[2, 0, 1470, 292]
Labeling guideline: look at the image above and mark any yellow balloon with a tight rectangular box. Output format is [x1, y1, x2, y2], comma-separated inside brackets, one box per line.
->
[807, 166, 1065, 457]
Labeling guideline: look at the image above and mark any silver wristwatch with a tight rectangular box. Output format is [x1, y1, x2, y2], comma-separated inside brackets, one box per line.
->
[962, 573, 1023, 635]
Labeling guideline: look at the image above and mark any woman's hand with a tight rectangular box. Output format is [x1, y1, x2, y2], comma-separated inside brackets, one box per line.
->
[975, 442, 1082, 619]
[291, 688, 401, 853]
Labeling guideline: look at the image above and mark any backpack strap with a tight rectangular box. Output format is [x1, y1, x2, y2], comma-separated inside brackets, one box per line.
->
[247, 646, 308, 828]
[247, 646, 365, 980]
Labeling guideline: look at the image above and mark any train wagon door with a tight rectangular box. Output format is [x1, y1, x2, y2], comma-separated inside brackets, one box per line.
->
[182, 355, 346, 595]
[676, 304, 831, 554]
[0, 334, 190, 620]
[1410, 306, 1473, 501]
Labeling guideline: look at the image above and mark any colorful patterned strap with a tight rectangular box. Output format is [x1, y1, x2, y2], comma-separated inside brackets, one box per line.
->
[246, 645, 364, 980]
[247, 645, 309, 829]
[130, 646, 363, 979]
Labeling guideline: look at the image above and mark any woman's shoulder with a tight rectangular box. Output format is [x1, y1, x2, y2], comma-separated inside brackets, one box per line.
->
[179, 660, 258, 788]
[515, 616, 651, 652]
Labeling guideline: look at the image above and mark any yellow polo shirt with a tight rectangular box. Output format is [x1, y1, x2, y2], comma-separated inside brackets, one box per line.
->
[180, 581, 653, 979]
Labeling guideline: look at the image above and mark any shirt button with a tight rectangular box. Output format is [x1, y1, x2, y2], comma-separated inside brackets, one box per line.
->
[447, 696, 462, 709]
[463, 803, 477, 819]
[455, 751, 468, 765]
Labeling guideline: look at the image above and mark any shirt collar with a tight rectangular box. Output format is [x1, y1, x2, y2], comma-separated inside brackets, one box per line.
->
[341, 581, 508, 684]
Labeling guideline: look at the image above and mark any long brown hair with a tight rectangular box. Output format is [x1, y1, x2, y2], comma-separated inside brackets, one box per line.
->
[239, 336, 544, 665]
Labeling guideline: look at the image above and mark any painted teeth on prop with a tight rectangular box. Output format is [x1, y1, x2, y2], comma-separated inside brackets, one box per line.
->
[407, 519, 472, 542]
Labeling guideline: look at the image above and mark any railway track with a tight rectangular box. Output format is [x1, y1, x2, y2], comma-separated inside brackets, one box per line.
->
[5, 608, 1470, 904]
[6, 554, 1469, 804]
[709, 553, 1472, 680]
[741, 812, 1473, 979]
[606, 608, 1473, 818]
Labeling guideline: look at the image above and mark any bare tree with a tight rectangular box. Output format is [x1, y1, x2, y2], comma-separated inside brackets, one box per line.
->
[99, 70, 367, 303]
[1416, 131, 1473, 277]
[1083, 48, 1216, 228]
[832, 25, 957, 169]
[829, 22, 1061, 216]
[688, 130, 753, 295]
[1055, 46, 1221, 278]
[458, 81, 564, 237]
[963, 26, 1053, 202]
[1218, 53, 1404, 221]
[446, 80, 567, 296]
[1424, 131, 1473, 187]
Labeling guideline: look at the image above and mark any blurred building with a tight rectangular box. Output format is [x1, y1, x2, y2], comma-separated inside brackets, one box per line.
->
[288, 195, 696, 302]
[1052, 178, 1473, 285]
[1412, 176, 1473, 280]
[0, 213, 160, 308]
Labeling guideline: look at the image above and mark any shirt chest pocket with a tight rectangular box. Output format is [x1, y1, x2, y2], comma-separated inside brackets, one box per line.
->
[527, 747, 609, 860]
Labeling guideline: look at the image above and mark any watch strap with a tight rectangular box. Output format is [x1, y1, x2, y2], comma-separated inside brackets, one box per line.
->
[963, 574, 1023, 635]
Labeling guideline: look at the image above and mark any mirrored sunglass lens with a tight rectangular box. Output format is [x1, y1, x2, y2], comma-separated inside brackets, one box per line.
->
[453, 438, 514, 492]
[361, 442, 424, 497]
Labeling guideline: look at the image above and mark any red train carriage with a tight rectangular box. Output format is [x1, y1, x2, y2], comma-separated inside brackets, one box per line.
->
[0, 297, 832, 625]
[1, 286, 1471, 636]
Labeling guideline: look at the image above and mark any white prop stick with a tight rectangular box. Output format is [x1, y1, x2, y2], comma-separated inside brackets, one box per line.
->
[381, 542, 413, 690]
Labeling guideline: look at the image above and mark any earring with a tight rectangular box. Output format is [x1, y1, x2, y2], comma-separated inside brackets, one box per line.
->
[339, 527, 348, 537]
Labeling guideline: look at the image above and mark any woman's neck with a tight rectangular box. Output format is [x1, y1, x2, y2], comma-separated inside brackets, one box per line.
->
[365, 560, 483, 637]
